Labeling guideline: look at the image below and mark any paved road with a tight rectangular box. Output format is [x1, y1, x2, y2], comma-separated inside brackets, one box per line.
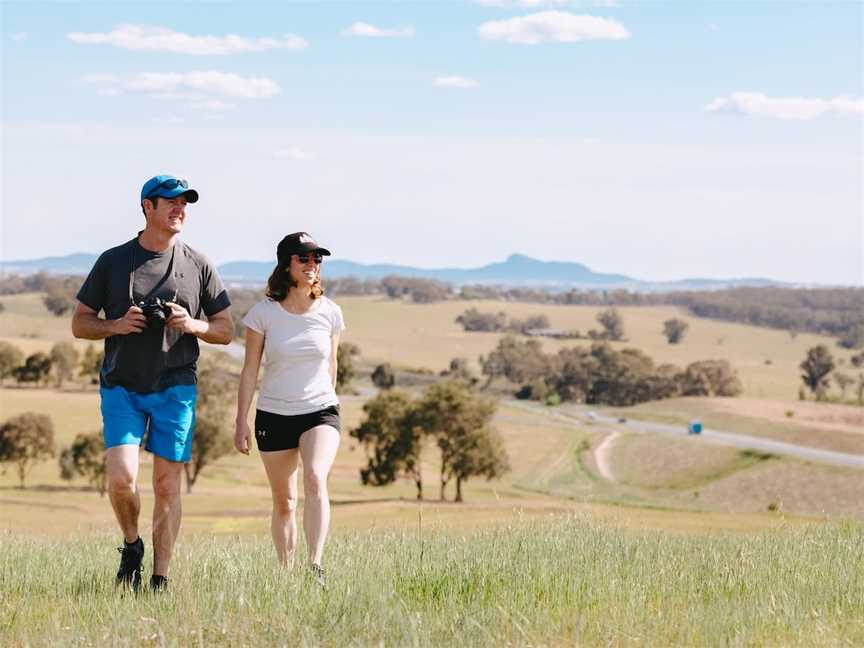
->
[508, 401, 864, 470]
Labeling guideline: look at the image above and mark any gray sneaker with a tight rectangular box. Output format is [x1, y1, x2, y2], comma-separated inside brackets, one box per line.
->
[116, 538, 144, 592]
[310, 563, 326, 589]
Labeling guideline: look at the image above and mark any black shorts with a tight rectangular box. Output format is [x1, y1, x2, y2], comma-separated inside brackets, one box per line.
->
[254, 405, 341, 452]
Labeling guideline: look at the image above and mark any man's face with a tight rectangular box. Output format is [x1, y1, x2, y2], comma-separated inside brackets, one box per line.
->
[145, 195, 188, 234]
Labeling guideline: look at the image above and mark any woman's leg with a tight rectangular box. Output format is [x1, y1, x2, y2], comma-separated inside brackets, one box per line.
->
[298, 425, 341, 566]
[259, 449, 301, 567]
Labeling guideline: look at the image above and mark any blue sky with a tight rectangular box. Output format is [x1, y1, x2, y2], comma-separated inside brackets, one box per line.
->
[2, 1, 862, 285]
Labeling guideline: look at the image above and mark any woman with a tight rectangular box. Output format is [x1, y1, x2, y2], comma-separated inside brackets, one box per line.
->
[234, 232, 345, 586]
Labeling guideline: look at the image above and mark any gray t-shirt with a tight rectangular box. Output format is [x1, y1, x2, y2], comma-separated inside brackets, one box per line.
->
[76, 237, 231, 393]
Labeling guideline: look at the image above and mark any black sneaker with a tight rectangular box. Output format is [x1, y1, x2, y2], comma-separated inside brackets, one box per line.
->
[116, 537, 144, 592]
[310, 563, 326, 590]
[150, 574, 169, 592]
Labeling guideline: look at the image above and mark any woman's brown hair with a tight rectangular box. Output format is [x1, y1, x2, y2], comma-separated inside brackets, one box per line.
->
[266, 262, 324, 301]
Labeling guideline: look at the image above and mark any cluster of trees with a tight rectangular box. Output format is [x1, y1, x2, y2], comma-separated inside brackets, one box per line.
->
[800, 345, 864, 404]
[351, 381, 509, 502]
[0, 341, 102, 387]
[456, 307, 627, 342]
[380, 276, 453, 303]
[457, 285, 863, 349]
[455, 308, 550, 334]
[480, 336, 742, 406]
[0, 273, 81, 316]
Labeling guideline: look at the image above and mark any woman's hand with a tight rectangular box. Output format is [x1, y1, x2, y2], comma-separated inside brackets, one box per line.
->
[234, 419, 252, 455]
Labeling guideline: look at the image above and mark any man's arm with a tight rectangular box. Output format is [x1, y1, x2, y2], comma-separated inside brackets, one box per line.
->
[166, 303, 234, 345]
[72, 302, 146, 340]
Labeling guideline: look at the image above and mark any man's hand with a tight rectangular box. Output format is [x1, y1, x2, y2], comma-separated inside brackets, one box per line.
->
[111, 306, 146, 335]
[165, 302, 203, 335]
[234, 420, 252, 455]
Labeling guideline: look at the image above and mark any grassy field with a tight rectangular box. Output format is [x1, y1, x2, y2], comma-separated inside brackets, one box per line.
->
[2, 518, 862, 646]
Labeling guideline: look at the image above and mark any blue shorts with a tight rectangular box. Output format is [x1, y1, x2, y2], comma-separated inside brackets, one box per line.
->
[100, 384, 197, 463]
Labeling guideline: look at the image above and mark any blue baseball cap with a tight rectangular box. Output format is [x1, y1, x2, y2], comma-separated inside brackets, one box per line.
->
[140, 175, 199, 203]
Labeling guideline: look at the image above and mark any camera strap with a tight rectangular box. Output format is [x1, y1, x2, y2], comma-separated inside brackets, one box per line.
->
[129, 240, 179, 353]
[128, 241, 178, 306]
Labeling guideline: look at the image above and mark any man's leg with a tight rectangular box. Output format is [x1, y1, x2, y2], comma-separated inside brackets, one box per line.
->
[152, 455, 184, 578]
[145, 383, 196, 586]
[298, 425, 341, 567]
[106, 445, 142, 542]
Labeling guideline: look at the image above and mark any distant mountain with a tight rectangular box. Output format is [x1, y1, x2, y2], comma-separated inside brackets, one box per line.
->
[1, 252, 785, 292]
[0, 253, 98, 275]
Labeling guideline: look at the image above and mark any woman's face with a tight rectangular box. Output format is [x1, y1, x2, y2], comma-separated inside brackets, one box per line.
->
[288, 251, 322, 288]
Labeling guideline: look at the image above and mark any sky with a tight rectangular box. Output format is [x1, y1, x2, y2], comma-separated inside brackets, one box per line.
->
[1, 0, 862, 285]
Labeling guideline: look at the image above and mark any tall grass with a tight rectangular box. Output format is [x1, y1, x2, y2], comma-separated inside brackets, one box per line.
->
[2, 515, 862, 646]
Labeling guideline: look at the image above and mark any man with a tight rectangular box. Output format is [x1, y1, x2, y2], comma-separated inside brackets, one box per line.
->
[72, 175, 233, 592]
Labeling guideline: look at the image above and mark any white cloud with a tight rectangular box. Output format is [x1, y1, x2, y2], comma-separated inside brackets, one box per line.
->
[82, 71, 281, 99]
[705, 92, 864, 120]
[478, 11, 630, 44]
[188, 100, 236, 112]
[477, 0, 618, 7]
[342, 22, 415, 38]
[67, 24, 308, 55]
[435, 76, 479, 89]
[273, 147, 318, 161]
[11, 32, 28, 42]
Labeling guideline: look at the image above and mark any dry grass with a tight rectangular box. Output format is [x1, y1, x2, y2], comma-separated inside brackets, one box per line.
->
[609, 432, 765, 490]
[604, 397, 864, 455]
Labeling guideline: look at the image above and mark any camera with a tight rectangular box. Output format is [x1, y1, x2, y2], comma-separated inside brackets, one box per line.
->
[138, 297, 173, 328]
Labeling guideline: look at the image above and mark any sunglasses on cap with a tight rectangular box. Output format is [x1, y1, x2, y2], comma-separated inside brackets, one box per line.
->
[146, 178, 189, 197]
[295, 252, 324, 264]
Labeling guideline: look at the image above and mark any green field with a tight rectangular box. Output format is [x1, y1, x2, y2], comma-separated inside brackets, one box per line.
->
[1, 290, 863, 644]
[2, 518, 862, 646]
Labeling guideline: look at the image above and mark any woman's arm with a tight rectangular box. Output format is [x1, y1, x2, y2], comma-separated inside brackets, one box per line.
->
[234, 328, 265, 454]
[330, 333, 341, 389]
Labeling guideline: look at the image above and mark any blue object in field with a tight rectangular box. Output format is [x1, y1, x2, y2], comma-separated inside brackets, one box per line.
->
[688, 420, 703, 435]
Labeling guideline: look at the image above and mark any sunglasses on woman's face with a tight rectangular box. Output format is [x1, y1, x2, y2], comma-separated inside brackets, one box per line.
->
[296, 253, 323, 265]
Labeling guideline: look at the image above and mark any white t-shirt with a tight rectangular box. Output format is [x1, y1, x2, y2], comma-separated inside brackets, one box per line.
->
[242, 297, 346, 415]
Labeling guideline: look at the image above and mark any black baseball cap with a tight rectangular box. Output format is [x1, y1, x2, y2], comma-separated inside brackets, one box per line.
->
[277, 232, 332, 265]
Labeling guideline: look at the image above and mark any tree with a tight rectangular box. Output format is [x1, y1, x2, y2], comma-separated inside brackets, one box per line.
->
[455, 308, 506, 332]
[833, 372, 854, 401]
[50, 341, 80, 386]
[185, 355, 237, 493]
[59, 431, 106, 495]
[838, 323, 864, 350]
[371, 363, 396, 390]
[0, 341, 24, 384]
[0, 412, 56, 488]
[337, 342, 360, 392]
[679, 359, 742, 397]
[350, 390, 425, 499]
[440, 357, 478, 385]
[13, 352, 52, 386]
[596, 308, 624, 341]
[800, 345, 834, 401]
[413, 381, 508, 502]
[479, 336, 548, 387]
[43, 289, 76, 317]
[662, 318, 689, 344]
[79, 345, 103, 384]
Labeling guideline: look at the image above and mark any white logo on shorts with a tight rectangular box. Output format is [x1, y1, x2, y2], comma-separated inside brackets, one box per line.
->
[257, 429, 266, 437]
